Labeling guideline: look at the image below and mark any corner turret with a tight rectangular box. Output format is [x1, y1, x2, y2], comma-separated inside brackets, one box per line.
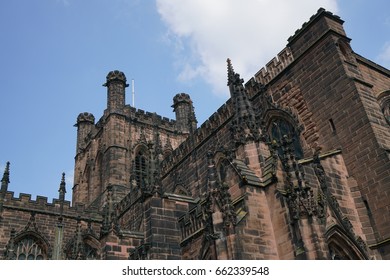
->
[172, 93, 197, 134]
[75, 112, 95, 154]
[103, 70, 128, 112]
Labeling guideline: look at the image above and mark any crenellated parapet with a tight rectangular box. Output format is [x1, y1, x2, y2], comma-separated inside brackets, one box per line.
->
[254, 9, 345, 87]
[124, 106, 177, 132]
[254, 47, 294, 85]
[1, 191, 102, 221]
[287, 8, 343, 45]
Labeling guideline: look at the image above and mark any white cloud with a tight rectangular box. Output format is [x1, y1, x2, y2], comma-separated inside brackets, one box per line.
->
[378, 42, 390, 69]
[156, 0, 339, 96]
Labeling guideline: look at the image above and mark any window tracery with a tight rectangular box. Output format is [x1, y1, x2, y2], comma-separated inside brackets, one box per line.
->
[15, 237, 45, 260]
[269, 118, 303, 159]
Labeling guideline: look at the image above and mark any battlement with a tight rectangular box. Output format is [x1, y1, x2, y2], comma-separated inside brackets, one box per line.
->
[125, 105, 177, 130]
[253, 8, 347, 88]
[2, 191, 101, 220]
[254, 47, 294, 85]
[287, 8, 343, 44]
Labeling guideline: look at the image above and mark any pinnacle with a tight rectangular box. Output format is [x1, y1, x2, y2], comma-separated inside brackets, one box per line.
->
[1, 162, 10, 184]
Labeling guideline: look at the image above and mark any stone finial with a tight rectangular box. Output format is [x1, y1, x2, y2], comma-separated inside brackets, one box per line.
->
[227, 58, 244, 87]
[58, 172, 66, 200]
[1, 162, 10, 184]
[1, 162, 10, 192]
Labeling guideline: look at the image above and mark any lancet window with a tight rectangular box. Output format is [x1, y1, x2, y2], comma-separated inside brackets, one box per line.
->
[135, 148, 148, 188]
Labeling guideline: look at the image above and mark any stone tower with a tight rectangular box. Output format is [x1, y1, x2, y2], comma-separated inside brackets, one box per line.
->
[0, 8, 389, 261]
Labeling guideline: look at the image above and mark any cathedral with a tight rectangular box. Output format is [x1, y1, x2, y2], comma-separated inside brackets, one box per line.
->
[1, 8, 389, 260]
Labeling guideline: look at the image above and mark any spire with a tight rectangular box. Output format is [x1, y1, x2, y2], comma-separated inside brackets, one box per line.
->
[57, 172, 66, 225]
[226, 58, 252, 114]
[227, 58, 243, 88]
[1, 162, 10, 192]
[58, 172, 66, 201]
[227, 59, 260, 144]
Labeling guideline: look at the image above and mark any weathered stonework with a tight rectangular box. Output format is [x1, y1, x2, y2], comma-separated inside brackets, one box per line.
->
[1, 8, 389, 260]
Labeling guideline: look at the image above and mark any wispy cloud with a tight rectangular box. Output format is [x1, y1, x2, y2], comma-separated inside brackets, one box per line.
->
[156, 0, 339, 96]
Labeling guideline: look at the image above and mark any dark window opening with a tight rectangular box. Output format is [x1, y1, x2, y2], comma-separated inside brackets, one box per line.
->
[135, 149, 148, 188]
[270, 118, 303, 159]
[329, 118, 336, 133]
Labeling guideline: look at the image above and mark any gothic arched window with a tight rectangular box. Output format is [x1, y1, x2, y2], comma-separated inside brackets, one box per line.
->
[382, 99, 390, 125]
[15, 236, 46, 260]
[326, 227, 367, 260]
[377, 90, 390, 126]
[269, 118, 303, 159]
[135, 148, 148, 188]
[218, 159, 229, 181]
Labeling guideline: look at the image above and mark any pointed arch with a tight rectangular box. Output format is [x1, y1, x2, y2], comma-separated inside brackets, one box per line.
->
[81, 234, 101, 260]
[326, 225, 368, 260]
[64, 233, 101, 260]
[173, 184, 189, 196]
[263, 110, 304, 159]
[133, 144, 149, 189]
[377, 89, 390, 125]
[13, 231, 51, 260]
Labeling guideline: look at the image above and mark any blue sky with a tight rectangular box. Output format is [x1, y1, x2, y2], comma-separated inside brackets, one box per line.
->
[0, 0, 389, 202]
